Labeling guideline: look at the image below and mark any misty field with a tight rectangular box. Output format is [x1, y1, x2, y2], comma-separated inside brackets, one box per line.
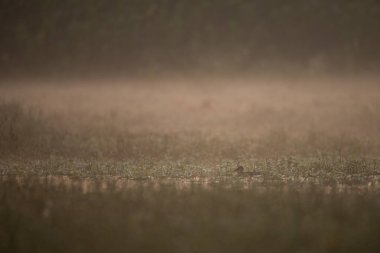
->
[1, 79, 380, 252]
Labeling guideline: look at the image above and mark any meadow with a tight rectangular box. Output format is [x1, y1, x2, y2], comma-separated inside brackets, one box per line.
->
[1, 78, 380, 252]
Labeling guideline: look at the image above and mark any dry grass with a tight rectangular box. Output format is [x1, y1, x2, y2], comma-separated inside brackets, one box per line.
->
[1, 78, 380, 252]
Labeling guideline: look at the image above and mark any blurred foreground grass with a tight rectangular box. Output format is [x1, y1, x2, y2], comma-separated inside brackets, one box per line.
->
[1, 176, 380, 253]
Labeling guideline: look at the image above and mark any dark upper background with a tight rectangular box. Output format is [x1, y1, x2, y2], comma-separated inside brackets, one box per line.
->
[1, 0, 379, 80]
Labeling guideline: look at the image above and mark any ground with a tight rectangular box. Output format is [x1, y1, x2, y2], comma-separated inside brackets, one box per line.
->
[1, 78, 380, 252]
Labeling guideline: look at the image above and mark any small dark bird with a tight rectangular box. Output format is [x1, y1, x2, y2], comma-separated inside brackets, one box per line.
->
[233, 165, 262, 176]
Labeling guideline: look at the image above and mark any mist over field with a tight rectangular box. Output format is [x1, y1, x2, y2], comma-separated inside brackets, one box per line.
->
[1, 1, 380, 253]
[1, 78, 380, 159]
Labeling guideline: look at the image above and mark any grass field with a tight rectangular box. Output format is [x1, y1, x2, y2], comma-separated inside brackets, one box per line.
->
[1, 78, 380, 252]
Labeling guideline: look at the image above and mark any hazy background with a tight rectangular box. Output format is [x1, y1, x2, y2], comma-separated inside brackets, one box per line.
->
[1, 0, 380, 80]
[2, 3, 380, 252]
[1, 0, 380, 159]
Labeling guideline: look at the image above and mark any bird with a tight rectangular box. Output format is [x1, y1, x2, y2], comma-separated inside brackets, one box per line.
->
[233, 165, 262, 177]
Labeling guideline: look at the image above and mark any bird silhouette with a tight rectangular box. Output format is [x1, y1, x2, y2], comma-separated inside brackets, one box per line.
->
[233, 165, 262, 176]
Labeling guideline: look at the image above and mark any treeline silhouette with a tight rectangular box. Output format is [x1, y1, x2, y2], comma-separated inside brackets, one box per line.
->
[1, 0, 379, 78]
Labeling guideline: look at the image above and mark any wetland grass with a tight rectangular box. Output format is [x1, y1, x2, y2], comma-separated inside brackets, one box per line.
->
[1, 81, 380, 252]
